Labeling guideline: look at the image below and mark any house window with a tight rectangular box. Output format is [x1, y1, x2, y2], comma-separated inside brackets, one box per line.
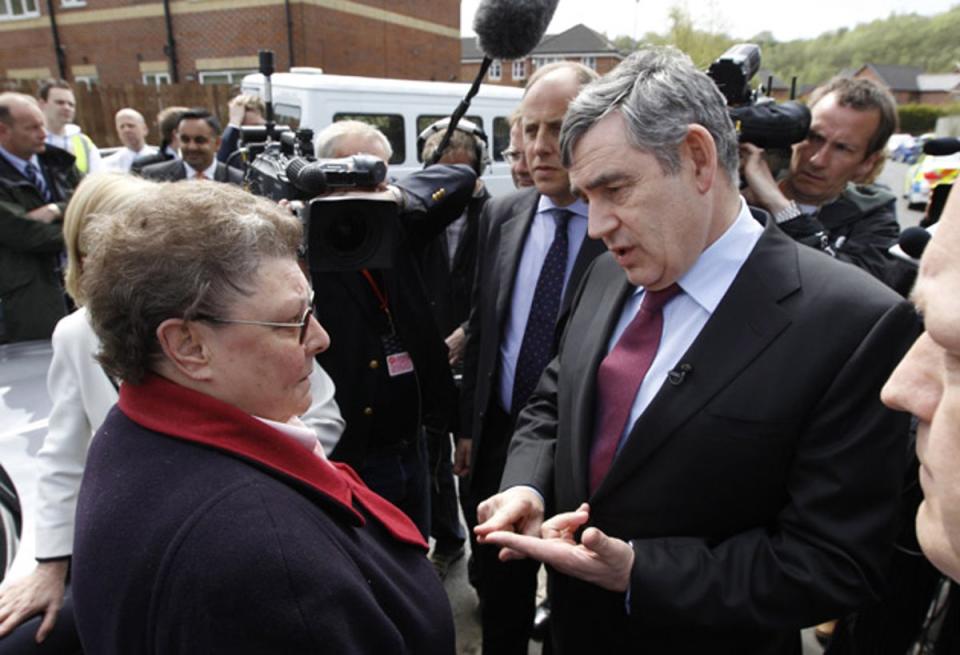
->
[73, 75, 97, 89]
[142, 72, 171, 86]
[0, 0, 40, 20]
[198, 69, 255, 85]
[532, 57, 560, 69]
[581, 56, 597, 71]
[488, 59, 502, 81]
[512, 60, 526, 81]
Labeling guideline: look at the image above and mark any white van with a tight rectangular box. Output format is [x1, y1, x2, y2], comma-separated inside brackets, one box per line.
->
[241, 68, 524, 197]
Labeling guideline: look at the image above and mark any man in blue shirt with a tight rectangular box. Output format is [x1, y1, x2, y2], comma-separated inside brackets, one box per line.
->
[477, 47, 918, 655]
[0, 92, 78, 342]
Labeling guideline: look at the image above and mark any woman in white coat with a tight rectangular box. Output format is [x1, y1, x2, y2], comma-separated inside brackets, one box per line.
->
[0, 173, 345, 649]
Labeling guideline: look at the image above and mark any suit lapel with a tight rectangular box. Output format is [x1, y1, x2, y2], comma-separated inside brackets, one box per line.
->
[593, 223, 802, 499]
[493, 192, 538, 326]
[562, 237, 605, 316]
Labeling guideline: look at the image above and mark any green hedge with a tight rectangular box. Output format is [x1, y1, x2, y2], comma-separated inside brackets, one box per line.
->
[898, 103, 960, 135]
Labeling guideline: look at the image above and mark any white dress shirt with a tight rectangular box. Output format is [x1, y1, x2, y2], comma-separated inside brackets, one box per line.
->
[606, 198, 763, 453]
[498, 195, 589, 413]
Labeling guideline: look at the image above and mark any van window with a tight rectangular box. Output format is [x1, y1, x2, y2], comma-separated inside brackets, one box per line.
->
[492, 117, 511, 162]
[274, 103, 301, 129]
[333, 113, 404, 165]
[416, 115, 485, 162]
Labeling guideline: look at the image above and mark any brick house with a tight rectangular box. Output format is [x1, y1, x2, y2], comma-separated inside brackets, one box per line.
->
[461, 23, 624, 88]
[0, 0, 461, 86]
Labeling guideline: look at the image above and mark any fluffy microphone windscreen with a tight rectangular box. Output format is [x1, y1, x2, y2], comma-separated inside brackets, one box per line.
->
[473, 0, 560, 60]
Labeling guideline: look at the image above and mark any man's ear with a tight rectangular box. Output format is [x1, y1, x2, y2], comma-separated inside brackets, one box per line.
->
[682, 124, 719, 194]
[854, 149, 883, 184]
[155, 318, 214, 381]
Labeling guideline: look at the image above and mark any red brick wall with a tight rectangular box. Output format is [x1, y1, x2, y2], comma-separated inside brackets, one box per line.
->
[0, 0, 459, 84]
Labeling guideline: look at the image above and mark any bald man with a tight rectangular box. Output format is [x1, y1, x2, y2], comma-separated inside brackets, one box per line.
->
[103, 108, 157, 173]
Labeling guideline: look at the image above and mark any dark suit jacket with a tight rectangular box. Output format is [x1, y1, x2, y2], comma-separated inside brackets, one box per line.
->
[500, 218, 919, 654]
[140, 158, 243, 185]
[460, 187, 605, 467]
[321, 165, 476, 468]
[418, 186, 490, 338]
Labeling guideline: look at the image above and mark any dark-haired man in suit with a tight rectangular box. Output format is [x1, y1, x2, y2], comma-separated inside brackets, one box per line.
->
[458, 60, 603, 654]
[141, 109, 242, 185]
[477, 47, 919, 655]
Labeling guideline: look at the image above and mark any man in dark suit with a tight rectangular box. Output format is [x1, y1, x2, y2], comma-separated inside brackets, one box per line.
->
[141, 109, 242, 185]
[477, 47, 919, 654]
[458, 61, 604, 654]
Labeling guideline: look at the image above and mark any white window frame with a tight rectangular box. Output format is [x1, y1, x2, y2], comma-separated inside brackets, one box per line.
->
[73, 75, 97, 89]
[60, 0, 85, 8]
[198, 69, 255, 85]
[512, 59, 526, 81]
[142, 72, 171, 86]
[581, 56, 597, 71]
[0, 0, 41, 21]
[488, 59, 502, 81]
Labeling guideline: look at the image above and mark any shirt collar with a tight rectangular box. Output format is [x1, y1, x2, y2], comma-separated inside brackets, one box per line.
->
[673, 197, 762, 314]
[183, 159, 218, 180]
[254, 415, 326, 459]
[0, 144, 39, 175]
[537, 194, 589, 220]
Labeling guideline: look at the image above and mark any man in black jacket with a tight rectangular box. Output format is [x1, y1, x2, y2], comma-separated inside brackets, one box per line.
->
[0, 93, 79, 342]
[141, 109, 242, 185]
[417, 117, 492, 576]
[741, 77, 900, 282]
[311, 120, 474, 538]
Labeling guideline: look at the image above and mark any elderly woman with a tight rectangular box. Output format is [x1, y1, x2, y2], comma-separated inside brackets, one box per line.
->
[71, 181, 452, 653]
[0, 174, 345, 650]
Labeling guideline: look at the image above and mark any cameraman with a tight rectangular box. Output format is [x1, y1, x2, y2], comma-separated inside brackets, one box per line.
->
[741, 77, 900, 282]
[310, 120, 474, 539]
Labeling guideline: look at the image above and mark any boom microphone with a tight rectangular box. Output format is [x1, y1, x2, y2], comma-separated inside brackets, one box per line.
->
[473, 0, 560, 60]
[923, 137, 960, 157]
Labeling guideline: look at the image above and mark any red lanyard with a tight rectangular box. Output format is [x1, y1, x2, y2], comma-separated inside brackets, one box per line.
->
[361, 269, 395, 331]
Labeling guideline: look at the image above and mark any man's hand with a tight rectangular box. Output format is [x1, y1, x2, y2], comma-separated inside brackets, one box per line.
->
[453, 437, 471, 477]
[739, 143, 791, 214]
[476, 486, 545, 559]
[25, 204, 60, 224]
[445, 326, 466, 366]
[0, 560, 69, 642]
[227, 96, 247, 127]
[482, 503, 635, 593]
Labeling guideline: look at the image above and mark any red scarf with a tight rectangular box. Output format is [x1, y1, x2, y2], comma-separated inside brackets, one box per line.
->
[118, 374, 427, 550]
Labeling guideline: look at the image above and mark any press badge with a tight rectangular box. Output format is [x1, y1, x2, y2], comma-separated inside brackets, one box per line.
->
[381, 333, 415, 377]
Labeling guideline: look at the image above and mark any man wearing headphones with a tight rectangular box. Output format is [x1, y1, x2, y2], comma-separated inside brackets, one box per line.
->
[417, 117, 492, 578]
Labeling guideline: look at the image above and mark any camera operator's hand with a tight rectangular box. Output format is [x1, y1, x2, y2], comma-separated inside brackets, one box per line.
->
[740, 143, 792, 215]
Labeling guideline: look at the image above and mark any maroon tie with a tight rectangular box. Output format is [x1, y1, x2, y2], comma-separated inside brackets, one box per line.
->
[588, 283, 681, 494]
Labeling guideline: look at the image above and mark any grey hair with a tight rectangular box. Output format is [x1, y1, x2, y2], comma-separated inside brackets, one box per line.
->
[314, 119, 393, 159]
[82, 181, 303, 384]
[560, 47, 739, 185]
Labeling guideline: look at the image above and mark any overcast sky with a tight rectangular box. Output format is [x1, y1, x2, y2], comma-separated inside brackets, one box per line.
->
[461, 0, 958, 43]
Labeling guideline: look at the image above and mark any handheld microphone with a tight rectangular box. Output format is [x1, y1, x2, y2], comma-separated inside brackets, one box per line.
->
[922, 137, 960, 157]
[899, 226, 932, 260]
[473, 0, 560, 60]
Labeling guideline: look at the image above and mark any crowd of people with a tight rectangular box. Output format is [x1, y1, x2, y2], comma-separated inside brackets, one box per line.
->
[0, 45, 958, 654]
